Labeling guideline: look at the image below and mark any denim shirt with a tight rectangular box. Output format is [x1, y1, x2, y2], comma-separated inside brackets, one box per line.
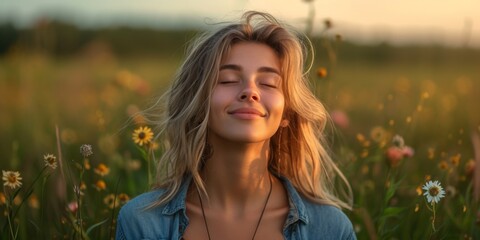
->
[116, 176, 356, 240]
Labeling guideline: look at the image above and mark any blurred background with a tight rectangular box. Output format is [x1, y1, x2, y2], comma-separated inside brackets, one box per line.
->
[0, 0, 479, 239]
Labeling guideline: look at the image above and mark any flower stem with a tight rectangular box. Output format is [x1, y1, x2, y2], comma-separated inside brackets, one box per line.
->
[6, 192, 16, 240]
[431, 202, 436, 232]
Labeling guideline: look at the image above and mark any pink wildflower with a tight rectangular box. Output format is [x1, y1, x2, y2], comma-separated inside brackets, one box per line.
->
[330, 110, 349, 129]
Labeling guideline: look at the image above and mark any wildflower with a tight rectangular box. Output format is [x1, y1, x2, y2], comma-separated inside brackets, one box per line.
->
[150, 141, 160, 151]
[118, 193, 130, 205]
[2, 170, 22, 189]
[13, 195, 22, 205]
[330, 110, 349, 129]
[360, 149, 369, 158]
[104, 194, 119, 209]
[405, 116, 412, 123]
[80, 144, 93, 158]
[94, 163, 110, 176]
[68, 201, 78, 213]
[73, 185, 84, 196]
[445, 185, 456, 198]
[316, 67, 327, 78]
[0, 192, 6, 205]
[386, 135, 414, 167]
[391, 135, 405, 148]
[370, 126, 387, 143]
[386, 147, 404, 167]
[83, 159, 91, 170]
[465, 159, 475, 176]
[402, 146, 415, 158]
[362, 141, 371, 148]
[450, 153, 461, 167]
[422, 180, 445, 204]
[28, 194, 39, 209]
[414, 204, 420, 212]
[422, 180, 445, 232]
[94, 180, 107, 191]
[132, 126, 154, 146]
[416, 186, 423, 196]
[43, 153, 57, 169]
[438, 160, 449, 170]
[356, 133, 366, 143]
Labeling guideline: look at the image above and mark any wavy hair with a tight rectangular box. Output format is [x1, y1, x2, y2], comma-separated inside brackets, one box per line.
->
[149, 11, 352, 210]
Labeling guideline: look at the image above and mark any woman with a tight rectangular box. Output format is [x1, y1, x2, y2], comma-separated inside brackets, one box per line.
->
[116, 11, 355, 240]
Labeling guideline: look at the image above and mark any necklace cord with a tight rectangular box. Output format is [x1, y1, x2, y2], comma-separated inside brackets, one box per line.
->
[196, 175, 273, 240]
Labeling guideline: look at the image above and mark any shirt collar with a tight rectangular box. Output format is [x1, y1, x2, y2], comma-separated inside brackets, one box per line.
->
[279, 176, 309, 225]
[162, 175, 192, 215]
[160, 174, 309, 225]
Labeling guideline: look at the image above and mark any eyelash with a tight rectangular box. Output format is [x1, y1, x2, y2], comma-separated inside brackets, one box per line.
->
[219, 80, 238, 84]
[261, 83, 277, 88]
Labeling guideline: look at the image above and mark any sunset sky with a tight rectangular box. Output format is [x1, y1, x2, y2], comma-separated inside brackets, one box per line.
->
[1, 0, 479, 47]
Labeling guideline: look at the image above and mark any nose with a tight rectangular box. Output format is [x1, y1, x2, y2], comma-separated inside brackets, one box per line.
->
[238, 84, 260, 102]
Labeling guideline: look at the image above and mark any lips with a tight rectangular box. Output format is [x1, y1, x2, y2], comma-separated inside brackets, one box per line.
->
[228, 107, 266, 117]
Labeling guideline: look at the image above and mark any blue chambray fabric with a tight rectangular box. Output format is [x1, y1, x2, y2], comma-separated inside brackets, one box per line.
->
[116, 176, 356, 240]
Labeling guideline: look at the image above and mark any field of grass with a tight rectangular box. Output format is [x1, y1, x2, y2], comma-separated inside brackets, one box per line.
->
[1, 26, 480, 239]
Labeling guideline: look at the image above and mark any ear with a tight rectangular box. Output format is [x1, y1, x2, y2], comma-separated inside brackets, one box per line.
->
[280, 119, 289, 128]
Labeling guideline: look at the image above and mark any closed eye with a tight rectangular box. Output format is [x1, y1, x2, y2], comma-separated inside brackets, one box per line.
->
[219, 80, 239, 84]
[261, 83, 278, 88]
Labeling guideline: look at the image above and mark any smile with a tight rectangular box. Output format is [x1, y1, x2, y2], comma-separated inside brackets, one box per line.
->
[228, 108, 266, 119]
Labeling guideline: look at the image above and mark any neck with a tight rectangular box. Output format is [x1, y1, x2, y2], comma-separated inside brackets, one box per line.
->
[201, 139, 272, 213]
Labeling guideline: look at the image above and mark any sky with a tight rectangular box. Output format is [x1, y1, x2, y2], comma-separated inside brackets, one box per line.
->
[1, 0, 479, 48]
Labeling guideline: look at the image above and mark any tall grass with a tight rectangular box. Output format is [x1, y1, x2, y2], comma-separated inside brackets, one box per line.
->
[1, 19, 479, 240]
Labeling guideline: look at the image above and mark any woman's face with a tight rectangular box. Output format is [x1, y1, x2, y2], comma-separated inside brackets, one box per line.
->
[208, 42, 285, 144]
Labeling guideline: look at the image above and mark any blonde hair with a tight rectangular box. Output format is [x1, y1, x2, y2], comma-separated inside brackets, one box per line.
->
[150, 11, 352, 210]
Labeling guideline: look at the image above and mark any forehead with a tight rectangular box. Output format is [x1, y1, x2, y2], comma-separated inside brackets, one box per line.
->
[221, 42, 281, 72]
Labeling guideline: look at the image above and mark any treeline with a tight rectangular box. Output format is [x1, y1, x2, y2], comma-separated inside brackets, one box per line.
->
[1, 19, 479, 64]
[0, 20, 198, 58]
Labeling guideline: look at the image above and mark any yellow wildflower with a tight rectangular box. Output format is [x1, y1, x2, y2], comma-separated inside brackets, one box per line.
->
[370, 126, 387, 143]
[132, 126, 154, 147]
[356, 133, 366, 143]
[316, 67, 327, 78]
[438, 160, 449, 170]
[28, 194, 39, 209]
[104, 194, 119, 209]
[94, 163, 110, 177]
[118, 193, 130, 205]
[416, 186, 422, 196]
[0, 192, 6, 205]
[450, 154, 461, 167]
[94, 180, 107, 191]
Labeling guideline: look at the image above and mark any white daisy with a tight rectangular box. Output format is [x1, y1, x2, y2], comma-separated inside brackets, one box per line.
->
[43, 153, 57, 169]
[422, 180, 446, 204]
[2, 170, 22, 189]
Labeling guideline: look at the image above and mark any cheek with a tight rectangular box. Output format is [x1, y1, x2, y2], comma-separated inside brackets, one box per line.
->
[210, 89, 227, 111]
[209, 88, 231, 122]
[269, 94, 285, 118]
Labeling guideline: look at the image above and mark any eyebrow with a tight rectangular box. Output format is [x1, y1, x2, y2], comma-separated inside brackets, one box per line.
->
[219, 64, 281, 76]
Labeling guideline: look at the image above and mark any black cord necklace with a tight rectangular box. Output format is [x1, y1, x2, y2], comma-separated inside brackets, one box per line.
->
[197, 175, 273, 240]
